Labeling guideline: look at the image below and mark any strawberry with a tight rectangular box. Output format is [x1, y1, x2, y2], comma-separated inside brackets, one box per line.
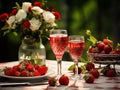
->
[109, 50, 117, 54]
[59, 75, 69, 85]
[101, 64, 117, 77]
[29, 72, 33, 76]
[90, 69, 100, 78]
[21, 70, 28, 77]
[84, 74, 95, 83]
[34, 64, 40, 69]
[26, 64, 34, 71]
[4, 68, 13, 76]
[105, 68, 116, 77]
[103, 39, 113, 45]
[37, 65, 48, 75]
[97, 41, 105, 51]
[89, 46, 100, 53]
[33, 70, 40, 76]
[86, 62, 95, 71]
[48, 77, 57, 86]
[115, 44, 120, 54]
[13, 65, 20, 71]
[73, 67, 82, 74]
[104, 45, 112, 54]
[23, 61, 31, 66]
[14, 71, 20, 76]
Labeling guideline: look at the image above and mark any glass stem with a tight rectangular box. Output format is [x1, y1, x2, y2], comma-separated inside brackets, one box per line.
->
[74, 61, 78, 78]
[57, 59, 62, 77]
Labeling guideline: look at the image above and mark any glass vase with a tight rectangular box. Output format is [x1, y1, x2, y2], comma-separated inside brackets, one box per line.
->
[18, 36, 46, 65]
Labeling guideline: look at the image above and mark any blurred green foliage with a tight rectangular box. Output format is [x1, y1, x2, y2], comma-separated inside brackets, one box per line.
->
[0, 0, 120, 62]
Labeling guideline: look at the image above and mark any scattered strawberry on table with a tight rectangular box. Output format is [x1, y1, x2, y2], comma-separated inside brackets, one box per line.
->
[73, 67, 82, 74]
[85, 62, 95, 71]
[84, 74, 95, 83]
[3, 61, 48, 77]
[101, 64, 117, 77]
[48, 75, 69, 86]
[48, 77, 57, 86]
[59, 75, 69, 85]
[90, 68, 100, 78]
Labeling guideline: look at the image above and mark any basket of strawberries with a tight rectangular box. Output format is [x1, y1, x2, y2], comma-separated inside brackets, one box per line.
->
[86, 30, 120, 64]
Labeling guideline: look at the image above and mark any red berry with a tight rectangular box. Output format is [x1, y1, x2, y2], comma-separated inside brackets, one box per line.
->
[84, 74, 95, 83]
[90, 69, 100, 78]
[4, 68, 13, 76]
[34, 64, 40, 69]
[29, 72, 33, 76]
[26, 64, 34, 71]
[100, 50, 106, 54]
[48, 77, 57, 86]
[103, 39, 109, 45]
[97, 42, 105, 51]
[109, 50, 117, 54]
[73, 67, 82, 74]
[106, 68, 116, 77]
[14, 71, 20, 76]
[37, 65, 48, 75]
[21, 70, 28, 77]
[33, 70, 40, 76]
[104, 45, 112, 54]
[59, 75, 69, 85]
[13, 65, 20, 71]
[86, 62, 95, 71]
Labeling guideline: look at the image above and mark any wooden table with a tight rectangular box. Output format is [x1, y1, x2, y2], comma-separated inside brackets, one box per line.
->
[0, 60, 120, 90]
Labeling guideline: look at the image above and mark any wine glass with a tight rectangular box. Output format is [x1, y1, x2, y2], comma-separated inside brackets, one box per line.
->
[68, 35, 85, 80]
[50, 29, 68, 77]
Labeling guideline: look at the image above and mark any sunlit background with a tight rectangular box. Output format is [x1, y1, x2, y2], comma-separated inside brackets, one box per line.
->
[0, 0, 120, 62]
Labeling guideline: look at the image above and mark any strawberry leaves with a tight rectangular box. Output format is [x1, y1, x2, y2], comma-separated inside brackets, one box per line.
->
[86, 30, 97, 45]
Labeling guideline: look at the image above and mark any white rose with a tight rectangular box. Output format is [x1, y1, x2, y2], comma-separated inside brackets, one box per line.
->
[31, 6, 43, 15]
[29, 18, 41, 31]
[15, 9, 27, 22]
[6, 16, 16, 29]
[43, 11, 55, 23]
[22, 2, 32, 12]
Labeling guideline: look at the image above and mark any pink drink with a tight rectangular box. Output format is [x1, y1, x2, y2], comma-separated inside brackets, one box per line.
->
[68, 40, 85, 60]
[50, 34, 68, 59]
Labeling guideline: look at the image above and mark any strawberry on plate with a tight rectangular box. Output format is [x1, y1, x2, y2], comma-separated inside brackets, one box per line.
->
[37, 65, 48, 75]
[3, 61, 48, 77]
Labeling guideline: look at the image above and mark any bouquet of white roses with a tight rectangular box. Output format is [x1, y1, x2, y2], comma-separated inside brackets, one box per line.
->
[0, 1, 60, 40]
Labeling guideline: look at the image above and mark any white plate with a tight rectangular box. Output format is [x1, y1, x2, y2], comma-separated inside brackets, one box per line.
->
[0, 68, 54, 82]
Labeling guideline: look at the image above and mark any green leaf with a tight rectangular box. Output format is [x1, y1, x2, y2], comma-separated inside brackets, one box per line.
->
[1, 26, 10, 31]
[68, 64, 74, 71]
[80, 57, 89, 63]
[88, 35, 97, 44]
[4, 30, 10, 36]
[13, 32, 18, 36]
[81, 65, 86, 73]
[15, 2, 21, 9]
[86, 30, 97, 44]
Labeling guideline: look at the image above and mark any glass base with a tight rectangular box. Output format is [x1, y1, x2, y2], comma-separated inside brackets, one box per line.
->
[70, 74, 83, 80]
